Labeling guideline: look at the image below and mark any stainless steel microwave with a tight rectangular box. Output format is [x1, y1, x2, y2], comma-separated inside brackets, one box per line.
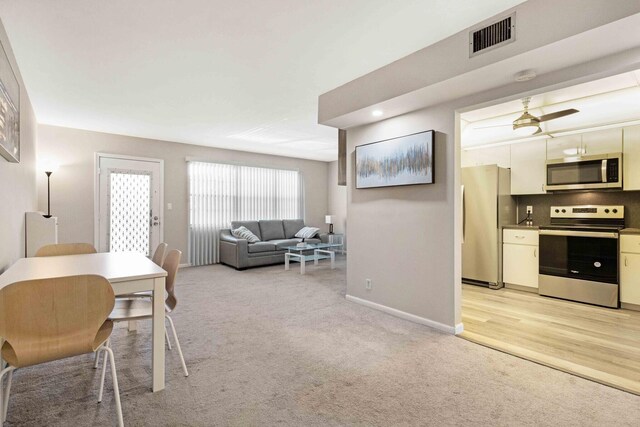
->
[545, 153, 622, 191]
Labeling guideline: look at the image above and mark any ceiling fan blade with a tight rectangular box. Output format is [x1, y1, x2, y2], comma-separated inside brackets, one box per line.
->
[533, 127, 543, 135]
[538, 108, 579, 122]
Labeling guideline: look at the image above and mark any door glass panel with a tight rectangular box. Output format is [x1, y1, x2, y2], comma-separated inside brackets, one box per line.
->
[109, 171, 152, 255]
[547, 160, 602, 185]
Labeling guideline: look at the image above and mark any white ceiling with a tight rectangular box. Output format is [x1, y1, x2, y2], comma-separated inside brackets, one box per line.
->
[461, 69, 640, 148]
[0, 0, 524, 161]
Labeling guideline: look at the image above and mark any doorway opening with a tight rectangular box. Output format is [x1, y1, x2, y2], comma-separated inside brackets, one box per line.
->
[457, 68, 640, 395]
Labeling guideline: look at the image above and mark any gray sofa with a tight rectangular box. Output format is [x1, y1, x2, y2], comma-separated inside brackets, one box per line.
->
[219, 219, 326, 269]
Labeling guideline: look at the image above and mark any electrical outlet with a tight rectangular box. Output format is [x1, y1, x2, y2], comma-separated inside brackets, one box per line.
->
[167, 203, 173, 211]
[526, 205, 533, 214]
[365, 279, 372, 290]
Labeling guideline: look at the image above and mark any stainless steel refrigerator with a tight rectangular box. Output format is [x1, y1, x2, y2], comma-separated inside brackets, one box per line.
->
[462, 165, 516, 288]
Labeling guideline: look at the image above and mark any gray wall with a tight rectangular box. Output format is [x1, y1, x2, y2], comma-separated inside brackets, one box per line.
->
[517, 191, 640, 227]
[327, 160, 347, 249]
[0, 19, 37, 272]
[36, 125, 329, 260]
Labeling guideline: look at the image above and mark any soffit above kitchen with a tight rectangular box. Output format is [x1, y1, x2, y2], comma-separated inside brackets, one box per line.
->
[0, 0, 524, 162]
[318, 0, 640, 130]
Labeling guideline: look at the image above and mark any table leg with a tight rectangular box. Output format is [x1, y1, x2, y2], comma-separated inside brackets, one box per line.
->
[314, 250, 319, 266]
[331, 251, 335, 269]
[128, 320, 137, 332]
[300, 258, 306, 275]
[285, 253, 290, 270]
[152, 277, 166, 392]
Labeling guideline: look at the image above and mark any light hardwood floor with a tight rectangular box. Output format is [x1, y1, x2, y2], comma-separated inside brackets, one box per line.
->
[460, 284, 640, 395]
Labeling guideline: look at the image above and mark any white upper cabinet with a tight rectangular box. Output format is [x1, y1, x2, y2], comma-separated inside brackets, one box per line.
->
[546, 128, 622, 159]
[546, 134, 582, 160]
[623, 125, 640, 191]
[581, 128, 622, 156]
[511, 141, 546, 195]
[461, 145, 510, 169]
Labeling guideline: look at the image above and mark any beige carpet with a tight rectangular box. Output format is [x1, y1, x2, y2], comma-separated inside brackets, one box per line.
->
[4, 256, 640, 426]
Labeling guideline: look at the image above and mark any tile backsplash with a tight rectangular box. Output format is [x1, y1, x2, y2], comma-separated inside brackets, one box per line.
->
[516, 191, 640, 228]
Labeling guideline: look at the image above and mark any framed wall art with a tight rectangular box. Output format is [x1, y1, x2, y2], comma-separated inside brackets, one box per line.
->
[0, 38, 20, 163]
[355, 130, 434, 189]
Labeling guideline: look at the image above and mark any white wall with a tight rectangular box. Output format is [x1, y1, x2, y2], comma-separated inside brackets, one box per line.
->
[327, 161, 347, 249]
[36, 125, 329, 259]
[0, 19, 37, 272]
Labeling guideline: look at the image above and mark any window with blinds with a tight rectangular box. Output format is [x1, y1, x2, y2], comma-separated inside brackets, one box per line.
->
[188, 161, 304, 266]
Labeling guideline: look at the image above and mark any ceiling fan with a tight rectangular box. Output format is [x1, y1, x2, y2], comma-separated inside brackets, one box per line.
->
[476, 97, 579, 136]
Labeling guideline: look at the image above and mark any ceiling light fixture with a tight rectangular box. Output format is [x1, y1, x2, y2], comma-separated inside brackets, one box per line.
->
[372, 110, 383, 117]
[512, 97, 541, 136]
[514, 69, 537, 82]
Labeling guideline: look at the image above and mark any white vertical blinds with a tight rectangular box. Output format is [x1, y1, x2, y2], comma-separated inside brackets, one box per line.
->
[188, 161, 304, 266]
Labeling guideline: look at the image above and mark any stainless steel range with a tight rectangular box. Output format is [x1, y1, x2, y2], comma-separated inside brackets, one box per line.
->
[538, 205, 624, 308]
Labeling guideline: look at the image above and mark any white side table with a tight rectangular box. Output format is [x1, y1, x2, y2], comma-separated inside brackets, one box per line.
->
[327, 234, 344, 254]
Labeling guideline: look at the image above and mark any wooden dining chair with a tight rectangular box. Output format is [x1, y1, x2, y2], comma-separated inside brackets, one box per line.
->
[151, 243, 168, 266]
[0, 275, 124, 426]
[98, 249, 188, 379]
[35, 243, 97, 257]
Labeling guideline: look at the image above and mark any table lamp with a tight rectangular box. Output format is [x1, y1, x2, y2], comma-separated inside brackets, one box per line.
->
[325, 215, 334, 234]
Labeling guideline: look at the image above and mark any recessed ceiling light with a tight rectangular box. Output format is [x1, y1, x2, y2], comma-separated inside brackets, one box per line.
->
[372, 110, 383, 117]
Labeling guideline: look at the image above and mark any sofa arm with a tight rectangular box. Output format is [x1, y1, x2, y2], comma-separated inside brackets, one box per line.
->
[220, 229, 246, 244]
[219, 229, 248, 268]
[319, 233, 330, 244]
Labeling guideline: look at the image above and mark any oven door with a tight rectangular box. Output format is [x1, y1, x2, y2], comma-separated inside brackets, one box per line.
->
[539, 229, 618, 284]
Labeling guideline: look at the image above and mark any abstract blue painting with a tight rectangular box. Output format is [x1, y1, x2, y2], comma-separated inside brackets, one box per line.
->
[355, 130, 433, 189]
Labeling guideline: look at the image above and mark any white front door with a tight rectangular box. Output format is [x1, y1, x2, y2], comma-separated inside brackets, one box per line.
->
[96, 154, 163, 256]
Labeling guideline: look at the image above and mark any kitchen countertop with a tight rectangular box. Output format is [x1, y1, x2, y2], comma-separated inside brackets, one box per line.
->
[621, 228, 640, 235]
[503, 225, 540, 230]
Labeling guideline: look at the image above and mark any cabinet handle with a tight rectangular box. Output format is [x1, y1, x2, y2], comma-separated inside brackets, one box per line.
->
[534, 248, 537, 258]
[625, 256, 628, 267]
[515, 235, 525, 239]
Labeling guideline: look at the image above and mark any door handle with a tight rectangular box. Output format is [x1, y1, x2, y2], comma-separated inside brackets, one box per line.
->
[625, 256, 628, 267]
[534, 248, 537, 258]
[461, 185, 465, 244]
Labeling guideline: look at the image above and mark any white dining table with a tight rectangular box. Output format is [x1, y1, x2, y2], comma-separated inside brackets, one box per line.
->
[0, 252, 168, 392]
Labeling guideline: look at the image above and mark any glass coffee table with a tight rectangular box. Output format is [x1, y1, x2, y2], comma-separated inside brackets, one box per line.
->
[284, 243, 342, 275]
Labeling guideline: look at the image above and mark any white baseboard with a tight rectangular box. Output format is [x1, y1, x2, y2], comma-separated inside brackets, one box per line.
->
[345, 294, 463, 335]
[179, 263, 191, 268]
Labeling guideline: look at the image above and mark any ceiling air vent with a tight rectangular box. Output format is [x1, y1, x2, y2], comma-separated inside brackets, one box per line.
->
[469, 13, 516, 57]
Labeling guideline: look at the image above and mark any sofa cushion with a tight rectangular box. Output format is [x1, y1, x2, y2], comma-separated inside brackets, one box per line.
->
[270, 239, 303, 250]
[259, 220, 285, 241]
[283, 219, 305, 239]
[231, 221, 262, 240]
[247, 242, 277, 253]
[231, 226, 260, 243]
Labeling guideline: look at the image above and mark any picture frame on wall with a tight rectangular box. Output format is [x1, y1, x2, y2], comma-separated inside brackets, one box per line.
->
[355, 130, 434, 189]
[0, 38, 20, 163]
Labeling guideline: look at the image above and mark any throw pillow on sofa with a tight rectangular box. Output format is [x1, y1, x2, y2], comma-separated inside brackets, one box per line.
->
[295, 226, 320, 239]
[232, 226, 260, 243]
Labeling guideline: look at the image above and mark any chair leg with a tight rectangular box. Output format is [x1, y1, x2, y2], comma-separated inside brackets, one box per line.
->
[93, 349, 101, 369]
[97, 345, 124, 427]
[165, 326, 172, 350]
[0, 366, 16, 423]
[98, 338, 111, 402]
[166, 315, 189, 377]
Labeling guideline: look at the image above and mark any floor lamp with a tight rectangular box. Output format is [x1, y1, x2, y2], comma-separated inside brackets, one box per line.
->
[40, 160, 58, 218]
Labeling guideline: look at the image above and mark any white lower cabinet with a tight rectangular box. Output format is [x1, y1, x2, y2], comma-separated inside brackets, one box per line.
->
[503, 229, 539, 290]
[620, 235, 640, 307]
